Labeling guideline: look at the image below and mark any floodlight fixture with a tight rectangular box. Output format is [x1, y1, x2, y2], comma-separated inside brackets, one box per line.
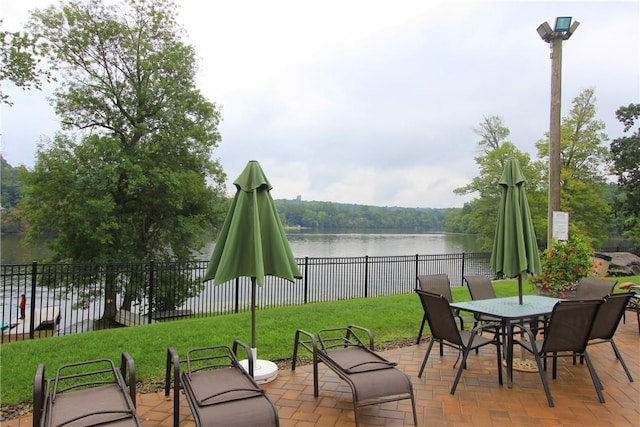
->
[554, 17, 572, 32]
[537, 21, 553, 42]
[564, 21, 580, 40]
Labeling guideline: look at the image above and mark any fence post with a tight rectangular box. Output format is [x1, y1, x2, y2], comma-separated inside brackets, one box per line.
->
[303, 257, 309, 304]
[414, 255, 419, 289]
[148, 261, 155, 324]
[364, 256, 369, 298]
[29, 261, 37, 340]
[461, 252, 466, 285]
[235, 278, 240, 313]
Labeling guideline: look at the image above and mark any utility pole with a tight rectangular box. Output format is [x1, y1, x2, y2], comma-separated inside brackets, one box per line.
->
[537, 17, 579, 246]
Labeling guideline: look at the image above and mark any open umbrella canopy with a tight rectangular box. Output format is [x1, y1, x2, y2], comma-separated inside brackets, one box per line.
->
[490, 158, 541, 304]
[203, 160, 302, 286]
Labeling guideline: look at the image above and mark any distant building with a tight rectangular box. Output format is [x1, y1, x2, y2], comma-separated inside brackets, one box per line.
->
[296, 195, 301, 201]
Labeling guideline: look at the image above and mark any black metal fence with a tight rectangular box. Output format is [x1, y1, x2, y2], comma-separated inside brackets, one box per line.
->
[1, 252, 495, 342]
[2, 246, 636, 342]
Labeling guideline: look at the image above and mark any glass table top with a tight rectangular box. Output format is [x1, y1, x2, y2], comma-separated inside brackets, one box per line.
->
[451, 295, 561, 320]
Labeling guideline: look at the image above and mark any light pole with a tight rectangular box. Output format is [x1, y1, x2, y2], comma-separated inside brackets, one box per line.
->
[537, 17, 579, 246]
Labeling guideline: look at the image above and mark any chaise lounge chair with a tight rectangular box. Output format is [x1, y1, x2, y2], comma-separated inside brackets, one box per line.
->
[165, 340, 279, 427]
[292, 324, 417, 426]
[33, 352, 141, 427]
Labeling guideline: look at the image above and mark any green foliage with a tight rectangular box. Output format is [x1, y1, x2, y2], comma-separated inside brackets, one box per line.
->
[0, 157, 28, 232]
[610, 103, 640, 245]
[531, 234, 596, 298]
[0, 22, 53, 104]
[535, 88, 612, 244]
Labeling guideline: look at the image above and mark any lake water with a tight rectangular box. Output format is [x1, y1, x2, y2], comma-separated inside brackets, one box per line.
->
[1, 231, 484, 264]
[273, 230, 483, 258]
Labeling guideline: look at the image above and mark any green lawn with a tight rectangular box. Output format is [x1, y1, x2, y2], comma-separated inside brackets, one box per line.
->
[2, 276, 638, 408]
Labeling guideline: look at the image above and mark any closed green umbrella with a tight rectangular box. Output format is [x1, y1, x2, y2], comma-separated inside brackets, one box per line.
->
[203, 160, 301, 352]
[490, 158, 541, 304]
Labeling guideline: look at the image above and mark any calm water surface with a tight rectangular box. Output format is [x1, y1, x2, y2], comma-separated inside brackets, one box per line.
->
[283, 231, 484, 258]
[2, 231, 484, 264]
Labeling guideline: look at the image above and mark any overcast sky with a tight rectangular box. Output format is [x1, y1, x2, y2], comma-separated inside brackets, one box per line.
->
[1, 0, 638, 208]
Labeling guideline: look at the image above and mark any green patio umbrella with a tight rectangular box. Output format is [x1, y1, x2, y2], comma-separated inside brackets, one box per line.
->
[203, 160, 302, 350]
[490, 158, 541, 304]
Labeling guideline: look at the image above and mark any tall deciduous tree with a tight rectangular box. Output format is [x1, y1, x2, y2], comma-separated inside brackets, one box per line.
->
[610, 103, 640, 244]
[535, 88, 612, 243]
[21, 0, 227, 319]
[453, 116, 546, 249]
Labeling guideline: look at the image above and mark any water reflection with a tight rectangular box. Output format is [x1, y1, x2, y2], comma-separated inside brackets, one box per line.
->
[1, 234, 51, 264]
[284, 231, 483, 258]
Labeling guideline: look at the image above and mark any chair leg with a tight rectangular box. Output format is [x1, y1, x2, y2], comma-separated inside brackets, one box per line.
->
[450, 348, 471, 394]
[496, 338, 503, 385]
[533, 353, 555, 407]
[583, 351, 606, 403]
[418, 338, 436, 378]
[609, 339, 634, 382]
[417, 314, 427, 344]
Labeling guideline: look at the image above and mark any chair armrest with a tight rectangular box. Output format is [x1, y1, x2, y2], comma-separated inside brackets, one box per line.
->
[292, 329, 318, 371]
[120, 352, 136, 407]
[347, 325, 375, 349]
[511, 322, 541, 353]
[33, 364, 46, 427]
[232, 339, 255, 378]
[165, 347, 180, 397]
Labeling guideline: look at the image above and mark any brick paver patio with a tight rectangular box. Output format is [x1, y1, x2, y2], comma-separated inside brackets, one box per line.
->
[6, 317, 639, 426]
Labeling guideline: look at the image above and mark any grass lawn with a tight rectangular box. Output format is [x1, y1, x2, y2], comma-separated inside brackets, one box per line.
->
[2, 276, 638, 409]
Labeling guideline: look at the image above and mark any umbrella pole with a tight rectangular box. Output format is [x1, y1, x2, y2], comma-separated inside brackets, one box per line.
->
[251, 277, 256, 349]
[518, 274, 523, 305]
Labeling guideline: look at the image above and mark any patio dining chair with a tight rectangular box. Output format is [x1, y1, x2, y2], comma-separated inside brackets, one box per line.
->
[625, 293, 640, 335]
[463, 275, 502, 324]
[33, 352, 140, 427]
[416, 274, 476, 344]
[513, 299, 604, 407]
[574, 277, 618, 299]
[577, 292, 634, 382]
[416, 290, 503, 395]
[618, 282, 640, 335]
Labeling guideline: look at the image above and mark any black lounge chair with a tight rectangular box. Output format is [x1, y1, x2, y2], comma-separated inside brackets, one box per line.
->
[165, 340, 279, 427]
[33, 352, 141, 427]
[292, 324, 417, 426]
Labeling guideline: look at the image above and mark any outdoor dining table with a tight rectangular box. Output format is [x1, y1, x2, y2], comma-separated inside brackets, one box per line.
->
[450, 295, 560, 388]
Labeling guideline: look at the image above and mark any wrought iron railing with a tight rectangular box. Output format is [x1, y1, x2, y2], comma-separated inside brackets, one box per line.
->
[1, 246, 635, 342]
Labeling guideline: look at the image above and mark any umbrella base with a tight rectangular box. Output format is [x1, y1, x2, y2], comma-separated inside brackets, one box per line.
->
[240, 358, 278, 384]
[503, 358, 539, 373]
